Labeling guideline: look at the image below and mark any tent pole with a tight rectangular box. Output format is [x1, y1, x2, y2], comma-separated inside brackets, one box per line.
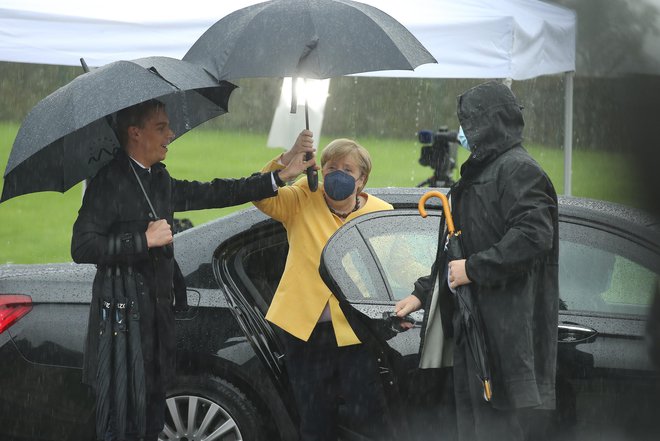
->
[563, 71, 574, 196]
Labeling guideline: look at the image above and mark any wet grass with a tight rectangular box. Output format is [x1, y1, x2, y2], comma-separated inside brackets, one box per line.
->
[0, 122, 645, 264]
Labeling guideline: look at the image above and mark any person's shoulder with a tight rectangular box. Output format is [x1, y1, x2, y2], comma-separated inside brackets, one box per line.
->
[89, 156, 118, 183]
[292, 176, 318, 197]
[87, 151, 132, 187]
[499, 146, 545, 172]
[279, 175, 316, 206]
[152, 161, 170, 179]
[505, 145, 536, 161]
[498, 147, 556, 192]
[364, 193, 394, 211]
[293, 175, 310, 189]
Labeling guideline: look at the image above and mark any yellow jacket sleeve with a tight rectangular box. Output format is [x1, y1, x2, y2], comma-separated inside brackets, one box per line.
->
[253, 156, 308, 224]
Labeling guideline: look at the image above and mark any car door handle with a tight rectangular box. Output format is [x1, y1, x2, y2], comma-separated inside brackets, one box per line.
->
[381, 311, 418, 333]
[558, 321, 598, 344]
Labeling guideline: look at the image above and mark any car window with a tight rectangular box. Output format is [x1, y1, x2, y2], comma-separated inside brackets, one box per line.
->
[341, 244, 384, 300]
[326, 212, 660, 315]
[365, 228, 437, 301]
[325, 223, 388, 301]
[559, 221, 660, 316]
[213, 223, 288, 314]
[323, 211, 440, 302]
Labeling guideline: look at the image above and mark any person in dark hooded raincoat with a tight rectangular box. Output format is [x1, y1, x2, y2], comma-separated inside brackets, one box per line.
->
[71, 99, 312, 441]
[395, 80, 559, 441]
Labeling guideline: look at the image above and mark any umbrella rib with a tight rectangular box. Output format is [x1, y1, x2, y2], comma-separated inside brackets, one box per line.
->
[147, 67, 182, 91]
[297, 1, 320, 76]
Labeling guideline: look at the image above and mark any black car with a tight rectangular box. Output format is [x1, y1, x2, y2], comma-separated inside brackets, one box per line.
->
[1, 188, 659, 441]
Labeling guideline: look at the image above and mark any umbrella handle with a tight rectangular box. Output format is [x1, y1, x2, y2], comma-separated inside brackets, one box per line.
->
[418, 190, 455, 234]
[305, 99, 318, 192]
[291, 77, 317, 192]
[484, 378, 493, 402]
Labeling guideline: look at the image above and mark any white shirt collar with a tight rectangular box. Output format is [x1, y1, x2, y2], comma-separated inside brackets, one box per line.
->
[129, 156, 150, 173]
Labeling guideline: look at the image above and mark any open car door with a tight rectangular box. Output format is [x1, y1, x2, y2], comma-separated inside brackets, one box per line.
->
[319, 208, 449, 439]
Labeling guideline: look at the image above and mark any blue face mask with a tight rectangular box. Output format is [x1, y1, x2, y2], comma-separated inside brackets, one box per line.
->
[323, 170, 356, 201]
[457, 126, 471, 151]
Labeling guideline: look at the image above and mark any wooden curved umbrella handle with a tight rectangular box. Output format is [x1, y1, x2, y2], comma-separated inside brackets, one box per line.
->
[484, 378, 493, 402]
[418, 190, 455, 235]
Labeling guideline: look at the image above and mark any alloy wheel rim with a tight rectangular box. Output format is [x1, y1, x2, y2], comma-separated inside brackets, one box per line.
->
[159, 394, 243, 441]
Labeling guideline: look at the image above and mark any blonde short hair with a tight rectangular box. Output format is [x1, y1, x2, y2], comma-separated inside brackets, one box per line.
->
[320, 138, 372, 192]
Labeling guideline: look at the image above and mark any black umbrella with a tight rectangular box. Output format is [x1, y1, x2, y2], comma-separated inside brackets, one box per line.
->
[95, 246, 148, 440]
[419, 190, 492, 402]
[124, 265, 147, 437]
[95, 268, 114, 441]
[183, 0, 436, 190]
[111, 265, 128, 439]
[1, 56, 237, 203]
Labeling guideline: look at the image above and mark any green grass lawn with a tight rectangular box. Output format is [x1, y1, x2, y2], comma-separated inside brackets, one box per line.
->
[0, 122, 646, 264]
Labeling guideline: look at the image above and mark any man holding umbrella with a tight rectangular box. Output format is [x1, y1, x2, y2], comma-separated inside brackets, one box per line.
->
[71, 98, 312, 441]
[395, 80, 559, 441]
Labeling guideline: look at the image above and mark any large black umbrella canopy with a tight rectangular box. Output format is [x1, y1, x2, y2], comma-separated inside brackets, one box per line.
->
[419, 190, 492, 402]
[1, 56, 237, 203]
[183, 0, 436, 190]
[183, 0, 437, 80]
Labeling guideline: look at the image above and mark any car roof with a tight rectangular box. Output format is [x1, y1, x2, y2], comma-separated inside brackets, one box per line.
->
[174, 187, 660, 276]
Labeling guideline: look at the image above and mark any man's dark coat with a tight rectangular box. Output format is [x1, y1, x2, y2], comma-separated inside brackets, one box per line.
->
[72, 149, 276, 396]
[414, 81, 559, 410]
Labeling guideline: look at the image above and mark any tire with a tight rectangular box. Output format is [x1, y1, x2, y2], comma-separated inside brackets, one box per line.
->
[159, 375, 267, 441]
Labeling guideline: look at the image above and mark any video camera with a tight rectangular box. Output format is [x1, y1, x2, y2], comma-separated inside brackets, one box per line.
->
[416, 127, 458, 188]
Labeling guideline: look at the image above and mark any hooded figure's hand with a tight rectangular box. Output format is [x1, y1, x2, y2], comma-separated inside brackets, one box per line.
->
[448, 259, 471, 290]
[394, 295, 422, 331]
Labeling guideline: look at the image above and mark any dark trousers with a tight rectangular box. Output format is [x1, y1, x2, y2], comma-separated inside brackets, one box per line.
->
[437, 342, 553, 441]
[281, 322, 390, 441]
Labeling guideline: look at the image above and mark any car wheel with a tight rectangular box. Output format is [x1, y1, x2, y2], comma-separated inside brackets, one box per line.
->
[159, 375, 266, 441]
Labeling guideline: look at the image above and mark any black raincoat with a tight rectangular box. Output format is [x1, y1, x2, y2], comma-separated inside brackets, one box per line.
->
[72, 149, 277, 434]
[414, 81, 559, 411]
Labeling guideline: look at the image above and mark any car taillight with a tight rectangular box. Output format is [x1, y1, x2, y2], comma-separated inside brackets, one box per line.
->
[0, 294, 33, 334]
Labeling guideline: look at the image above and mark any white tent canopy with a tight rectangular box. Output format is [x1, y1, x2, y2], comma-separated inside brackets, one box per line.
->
[0, 0, 576, 191]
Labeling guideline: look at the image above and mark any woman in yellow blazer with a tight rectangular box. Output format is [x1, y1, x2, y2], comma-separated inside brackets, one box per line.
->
[254, 130, 393, 441]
